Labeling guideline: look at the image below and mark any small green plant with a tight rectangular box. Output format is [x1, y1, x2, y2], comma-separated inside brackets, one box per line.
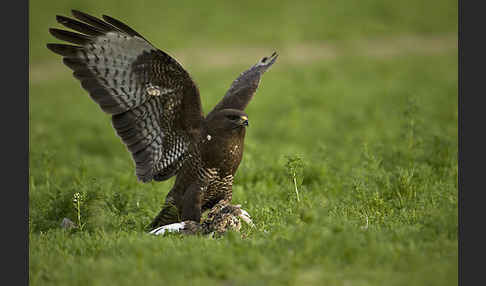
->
[402, 95, 423, 159]
[285, 155, 305, 202]
[72, 192, 86, 231]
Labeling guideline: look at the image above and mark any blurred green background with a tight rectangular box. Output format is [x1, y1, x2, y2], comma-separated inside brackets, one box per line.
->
[30, 1, 458, 285]
[31, 0, 457, 61]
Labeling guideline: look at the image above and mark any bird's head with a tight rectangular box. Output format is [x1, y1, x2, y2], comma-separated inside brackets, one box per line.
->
[205, 109, 249, 134]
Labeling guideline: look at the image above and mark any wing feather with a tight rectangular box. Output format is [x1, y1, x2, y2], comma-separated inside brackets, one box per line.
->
[49, 28, 92, 45]
[71, 10, 122, 33]
[101, 14, 148, 40]
[208, 52, 277, 116]
[47, 10, 202, 182]
[56, 15, 105, 37]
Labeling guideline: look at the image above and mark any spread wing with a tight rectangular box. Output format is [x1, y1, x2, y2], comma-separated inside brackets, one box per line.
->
[47, 10, 204, 182]
[208, 52, 278, 117]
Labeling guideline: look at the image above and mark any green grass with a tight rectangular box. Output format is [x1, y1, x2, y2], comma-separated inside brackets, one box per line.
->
[30, 1, 457, 285]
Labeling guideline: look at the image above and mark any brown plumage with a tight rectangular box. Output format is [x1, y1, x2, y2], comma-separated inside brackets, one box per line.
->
[47, 10, 277, 234]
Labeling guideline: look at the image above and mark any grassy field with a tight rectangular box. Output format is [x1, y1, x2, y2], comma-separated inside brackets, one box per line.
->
[30, 0, 458, 285]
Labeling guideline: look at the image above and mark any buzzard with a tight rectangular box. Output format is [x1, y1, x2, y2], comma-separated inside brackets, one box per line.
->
[47, 10, 277, 235]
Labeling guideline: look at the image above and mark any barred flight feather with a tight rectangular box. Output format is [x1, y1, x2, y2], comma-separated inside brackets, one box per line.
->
[47, 10, 202, 182]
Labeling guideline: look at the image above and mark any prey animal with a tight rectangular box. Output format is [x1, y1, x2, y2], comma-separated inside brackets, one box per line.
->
[47, 10, 277, 235]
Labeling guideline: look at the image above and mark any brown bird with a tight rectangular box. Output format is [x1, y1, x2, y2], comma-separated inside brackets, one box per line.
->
[47, 10, 277, 235]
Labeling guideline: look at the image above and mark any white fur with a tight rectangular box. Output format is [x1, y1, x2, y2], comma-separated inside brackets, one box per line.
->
[149, 222, 186, 235]
[238, 209, 254, 227]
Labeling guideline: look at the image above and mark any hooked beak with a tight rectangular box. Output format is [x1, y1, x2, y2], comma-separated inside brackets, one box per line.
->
[240, 116, 249, 127]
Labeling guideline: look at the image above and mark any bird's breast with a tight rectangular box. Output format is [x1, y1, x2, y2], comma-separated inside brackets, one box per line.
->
[200, 135, 244, 175]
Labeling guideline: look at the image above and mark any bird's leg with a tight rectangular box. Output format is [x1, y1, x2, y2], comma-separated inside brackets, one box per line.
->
[149, 183, 204, 236]
[181, 183, 203, 222]
[148, 182, 204, 235]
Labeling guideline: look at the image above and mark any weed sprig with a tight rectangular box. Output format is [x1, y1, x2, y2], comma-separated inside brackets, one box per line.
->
[72, 192, 86, 231]
[285, 155, 305, 202]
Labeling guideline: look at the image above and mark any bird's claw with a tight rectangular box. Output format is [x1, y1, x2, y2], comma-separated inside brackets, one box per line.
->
[149, 205, 254, 237]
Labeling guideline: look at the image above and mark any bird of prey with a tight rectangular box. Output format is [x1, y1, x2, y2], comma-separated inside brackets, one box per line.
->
[47, 10, 277, 235]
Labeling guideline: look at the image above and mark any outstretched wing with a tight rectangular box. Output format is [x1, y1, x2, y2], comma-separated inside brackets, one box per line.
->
[208, 52, 278, 117]
[47, 10, 204, 182]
